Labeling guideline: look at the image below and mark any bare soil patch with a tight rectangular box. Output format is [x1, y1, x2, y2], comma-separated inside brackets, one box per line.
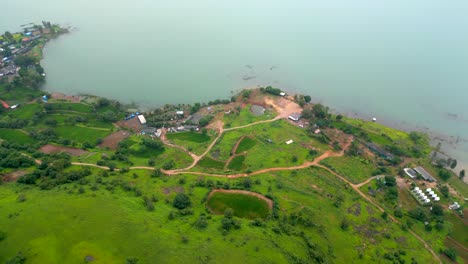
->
[2, 170, 27, 182]
[116, 118, 141, 132]
[207, 189, 273, 209]
[99, 131, 131, 150]
[51, 92, 83, 103]
[40, 144, 88, 156]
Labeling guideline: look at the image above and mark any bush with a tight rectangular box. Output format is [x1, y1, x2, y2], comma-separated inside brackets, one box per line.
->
[173, 193, 191, 209]
[0, 231, 7, 241]
[443, 248, 457, 260]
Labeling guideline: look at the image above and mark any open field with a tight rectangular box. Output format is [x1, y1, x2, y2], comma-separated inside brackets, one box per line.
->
[320, 155, 377, 184]
[55, 125, 111, 144]
[39, 145, 88, 156]
[0, 128, 37, 145]
[206, 190, 271, 219]
[204, 119, 329, 173]
[0, 85, 43, 103]
[0, 167, 436, 263]
[227, 155, 246, 171]
[46, 102, 94, 113]
[223, 104, 276, 128]
[8, 104, 43, 119]
[166, 131, 215, 155]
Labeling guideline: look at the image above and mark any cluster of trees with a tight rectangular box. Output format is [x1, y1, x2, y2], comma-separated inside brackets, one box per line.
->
[10, 55, 45, 89]
[294, 94, 311, 107]
[302, 104, 332, 128]
[260, 86, 283, 96]
[0, 148, 35, 169]
[198, 115, 214, 127]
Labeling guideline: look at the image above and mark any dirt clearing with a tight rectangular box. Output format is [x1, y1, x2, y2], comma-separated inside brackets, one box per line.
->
[99, 130, 131, 150]
[39, 145, 88, 156]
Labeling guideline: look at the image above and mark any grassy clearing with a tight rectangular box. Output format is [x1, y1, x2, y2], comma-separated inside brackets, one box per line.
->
[0, 166, 435, 263]
[320, 155, 377, 184]
[8, 104, 43, 119]
[208, 119, 329, 173]
[227, 155, 246, 171]
[223, 105, 276, 128]
[55, 125, 110, 144]
[166, 130, 215, 155]
[197, 157, 225, 170]
[236, 137, 257, 154]
[0, 85, 42, 103]
[166, 132, 210, 143]
[0, 128, 37, 145]
[207, 191, 270, 219]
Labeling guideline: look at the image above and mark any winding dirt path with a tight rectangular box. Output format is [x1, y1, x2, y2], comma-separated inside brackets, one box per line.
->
[54, 112, 440, 262]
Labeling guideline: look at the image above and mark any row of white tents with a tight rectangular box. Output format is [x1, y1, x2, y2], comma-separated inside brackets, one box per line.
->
[412, 187, 440, 202]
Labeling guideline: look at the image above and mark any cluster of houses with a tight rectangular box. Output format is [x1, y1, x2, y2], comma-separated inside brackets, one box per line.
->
[411, 187, 440, 204]
[133, 110, 200, 138]
[0, 29, 45, 77]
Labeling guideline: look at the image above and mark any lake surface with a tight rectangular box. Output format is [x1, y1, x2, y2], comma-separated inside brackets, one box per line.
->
[2, 0, 468, 173]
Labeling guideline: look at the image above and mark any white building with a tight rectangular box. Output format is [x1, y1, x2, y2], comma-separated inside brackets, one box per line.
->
[137, 115, 147, 124]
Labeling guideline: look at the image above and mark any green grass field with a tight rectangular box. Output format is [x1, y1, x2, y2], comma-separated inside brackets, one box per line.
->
[223, 105, 276, 128]
[206, 191, 271, 219]
[8, 104, 43, 119]
[0, 85, 43, 103]
[166, 132, 210, 143]
[207, 120, 330, 173]
[236, 137, 257, 154]
[47, 102, 94, 113]
[55, 125, 110, 144]
[0, 167, 436, 263]
[197, 157, 225, 170]
[166, 131, 215, 155]
[0, 128, 37, 145]
[227, 155, 246, 171]
[320, 155, 377, 184]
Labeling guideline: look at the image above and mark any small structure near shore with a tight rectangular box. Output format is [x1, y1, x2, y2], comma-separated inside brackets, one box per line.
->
[288, 113, 301, 122]
[403, 168, 417, 179]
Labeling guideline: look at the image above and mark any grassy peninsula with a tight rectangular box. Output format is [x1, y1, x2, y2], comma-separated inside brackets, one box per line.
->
[0, 26, 467, 264]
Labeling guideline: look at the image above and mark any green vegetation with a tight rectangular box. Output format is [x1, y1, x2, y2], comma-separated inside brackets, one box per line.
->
[55, 125, 110, 144]
[204, 119, 329, 173]
[207, 191, 270, 219]
[166, 131, 210, 143]
[227, 155, 246, 171]
[0, 129, 37, 145]
[45, 102, 93, 113]
[8, 104, 43, 119]
[236, 137, 257, 154]
[166, 130, 215, 155]
[320, 156, 377, 184]
[223, 105, 276, 128]
[197, 157, 225, 170]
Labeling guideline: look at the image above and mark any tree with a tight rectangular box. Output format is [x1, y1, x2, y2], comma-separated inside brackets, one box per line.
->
[173, 193, 191, 209]
[5, 251, 26, 264]
[443, 248, 457, 260]
[440, 185, 449, 198]
[304, 95, 311, 103]
[126, 257, 139, 264]
[4, 31, 13, 41]
[312, 104, 328, 119]
[450, 159, 457, 169]
[194, 214, 208, 229]
[384, 176, 396, 187]
[460, 169, 465, 180]
[431, 204, 444, 216]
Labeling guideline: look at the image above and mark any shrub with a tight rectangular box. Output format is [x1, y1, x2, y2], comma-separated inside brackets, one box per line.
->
[173, 193, 191, 209]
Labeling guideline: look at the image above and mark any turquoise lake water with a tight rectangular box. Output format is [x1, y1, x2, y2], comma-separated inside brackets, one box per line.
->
[1, 1, 467, 173]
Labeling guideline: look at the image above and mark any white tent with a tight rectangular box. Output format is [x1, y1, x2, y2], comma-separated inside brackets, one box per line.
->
[432, 194, 438, 198]
[428, 191, 435, 195]
[417, 189, 423, 194]
[425, 199, 430, 203]
[426, 188, 432, 192]
[414, 187, 420, 191]
[434, 197, 440, 201]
